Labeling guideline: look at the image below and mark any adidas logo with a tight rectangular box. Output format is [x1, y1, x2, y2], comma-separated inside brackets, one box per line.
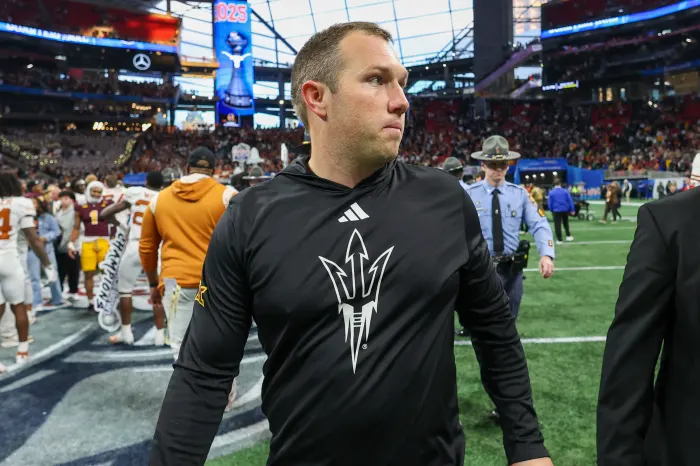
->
[338, 202, 369, 223]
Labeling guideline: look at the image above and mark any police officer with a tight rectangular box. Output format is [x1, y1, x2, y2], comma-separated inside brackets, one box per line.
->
[440, 157, 469, 192]
[241, 165, 272, 189]
[464, 135, 555, 322]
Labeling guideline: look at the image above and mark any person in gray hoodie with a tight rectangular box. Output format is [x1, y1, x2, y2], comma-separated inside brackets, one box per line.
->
[55, 191, 80, 300]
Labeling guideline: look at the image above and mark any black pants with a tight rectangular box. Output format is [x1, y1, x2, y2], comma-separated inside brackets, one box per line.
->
[553, 212, 571, 242]
[603, 204, 620, 222]
[56, 251, 80, 294]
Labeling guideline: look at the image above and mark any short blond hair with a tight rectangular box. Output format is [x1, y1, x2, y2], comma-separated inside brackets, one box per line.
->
[291, 22, 393, 128]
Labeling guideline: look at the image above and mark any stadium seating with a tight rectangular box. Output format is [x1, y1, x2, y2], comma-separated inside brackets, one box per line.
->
[542, 0, 678, 30]
[0, 0, 180, 45]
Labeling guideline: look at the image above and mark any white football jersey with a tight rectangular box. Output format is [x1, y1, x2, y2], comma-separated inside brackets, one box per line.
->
[123, 186, 158, 241]
[0, 197, 36, 256]
[103, 186, 125, 204]
[104, 186, 128, 226]
[16, 229, 28, 256]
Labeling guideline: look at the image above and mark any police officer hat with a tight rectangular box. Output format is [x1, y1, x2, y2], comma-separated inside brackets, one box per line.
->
[440, 157, 464, 174]
[470, 135, 521, 161]
[242, 165, 272, 181]
[293, 131, 311, 155]
[293, 141, 311, 155]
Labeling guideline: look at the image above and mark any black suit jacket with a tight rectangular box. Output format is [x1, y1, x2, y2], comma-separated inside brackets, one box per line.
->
[597, 187, 700, 465]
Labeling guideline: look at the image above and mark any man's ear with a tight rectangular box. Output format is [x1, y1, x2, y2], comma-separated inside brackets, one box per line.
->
[301, 81, 328, 121]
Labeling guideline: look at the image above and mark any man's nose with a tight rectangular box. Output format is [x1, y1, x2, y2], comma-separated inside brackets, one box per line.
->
[388, 86, 409, 115]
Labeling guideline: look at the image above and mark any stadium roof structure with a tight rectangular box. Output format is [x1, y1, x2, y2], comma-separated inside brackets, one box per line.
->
[74, 0, 541, 97]
[142, 0, 541, 67]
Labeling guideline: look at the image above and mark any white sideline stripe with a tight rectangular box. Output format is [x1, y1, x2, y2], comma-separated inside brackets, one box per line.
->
[230, 375, 264, 409]
[524, 266, 624, 272]
[133, 353, 267, 372]
[455, 336, 607, 346]
[210, 419, 270, 451]
[33, 324, 95, 359]
[1, 324, 94, 376]
[553, 226, 636, 231]
[102, 349, 172, 359]
[0, 369, 56, 392]
[558, 240, 631, 245]
[586, 200, 642, 207]
[132, 366, 173, 373]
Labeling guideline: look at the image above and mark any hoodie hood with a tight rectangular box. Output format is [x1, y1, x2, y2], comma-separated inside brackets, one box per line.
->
[277, 156, 396, 192]
[170, 174, 221, 202]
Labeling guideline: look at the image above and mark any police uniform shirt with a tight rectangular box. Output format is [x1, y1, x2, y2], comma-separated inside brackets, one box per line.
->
[150, 158, 550, 466]
[459, 179, 469, 192]
[465, 180, 555, 259]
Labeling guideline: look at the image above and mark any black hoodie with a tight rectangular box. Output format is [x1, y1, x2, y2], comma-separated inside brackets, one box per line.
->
[150, 157, 549, 466]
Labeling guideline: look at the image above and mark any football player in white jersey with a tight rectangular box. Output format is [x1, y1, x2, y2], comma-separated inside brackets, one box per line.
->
[71, 178, 87, 205]
[103, 175, 128, 240]
[100, 172, 165, 346]
[0, 173, 57, 370]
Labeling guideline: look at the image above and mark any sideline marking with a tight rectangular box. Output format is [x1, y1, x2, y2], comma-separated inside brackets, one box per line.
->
[0, 323, 95, 376]
[455, 336, 607, 346]
[524, 266, 624, 272]
[556, 240, 631, 245]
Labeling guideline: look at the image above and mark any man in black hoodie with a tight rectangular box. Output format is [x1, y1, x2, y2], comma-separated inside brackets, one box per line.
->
[150, 22, 553, 466]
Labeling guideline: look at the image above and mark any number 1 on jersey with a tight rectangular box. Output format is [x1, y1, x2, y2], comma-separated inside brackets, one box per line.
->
[89, 210, 99, 226]
[0, 208, 10, 240]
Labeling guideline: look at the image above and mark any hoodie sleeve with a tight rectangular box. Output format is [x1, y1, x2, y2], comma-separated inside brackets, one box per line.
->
[455, 192, 549, 465]
[150, 204, 253, 466]
[139, 206, 161, 276]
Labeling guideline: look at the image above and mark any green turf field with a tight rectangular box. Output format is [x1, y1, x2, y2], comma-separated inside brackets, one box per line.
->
[209, 200, 643, 466]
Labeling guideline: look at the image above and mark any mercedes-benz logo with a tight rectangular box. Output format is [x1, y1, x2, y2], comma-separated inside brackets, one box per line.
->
[133, 53, 151, 71]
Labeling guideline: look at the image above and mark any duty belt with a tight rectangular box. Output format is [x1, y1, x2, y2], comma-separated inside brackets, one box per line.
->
[492, 255, 513, 264]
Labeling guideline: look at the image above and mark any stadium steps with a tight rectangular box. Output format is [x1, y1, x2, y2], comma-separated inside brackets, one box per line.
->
[475, 42, 542, 93]
[510, 77, 542, 98]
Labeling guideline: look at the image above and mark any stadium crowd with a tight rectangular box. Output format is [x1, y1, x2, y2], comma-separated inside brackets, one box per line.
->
[401, 95, 699, 174]
[0, 68, 179, 99]
[0, 95, 698, 186]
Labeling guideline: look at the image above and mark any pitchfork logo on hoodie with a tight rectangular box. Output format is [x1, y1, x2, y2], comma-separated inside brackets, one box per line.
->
[319, 229, 393, 373]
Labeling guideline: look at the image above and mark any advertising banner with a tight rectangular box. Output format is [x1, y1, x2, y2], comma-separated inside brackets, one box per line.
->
[0, 21, 177, 53]
[213, 0, 255, 126]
